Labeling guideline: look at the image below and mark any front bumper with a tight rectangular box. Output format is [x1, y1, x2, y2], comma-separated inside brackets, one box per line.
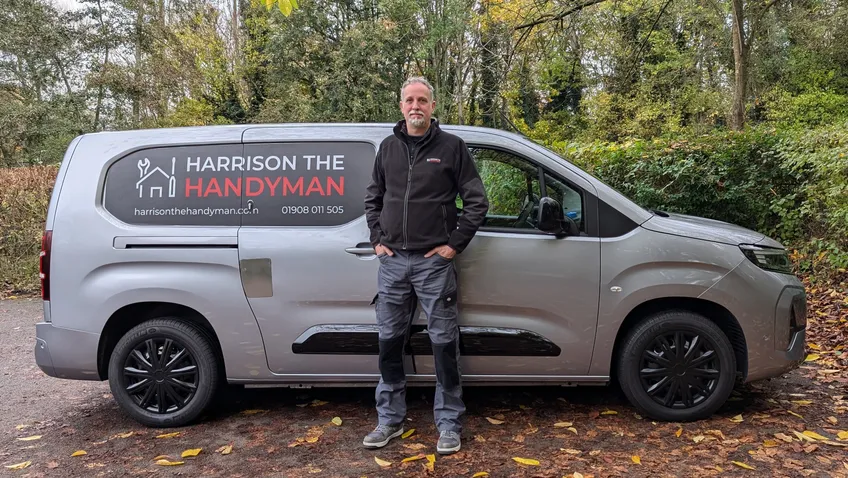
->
[34, 322, 101, 380]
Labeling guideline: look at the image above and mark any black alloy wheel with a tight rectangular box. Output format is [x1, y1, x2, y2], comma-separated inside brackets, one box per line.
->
[109, 318, 219, 427]
[123, 337, 199, 414]
[639, 331, 720, 409]
[617, 311, 736, 422]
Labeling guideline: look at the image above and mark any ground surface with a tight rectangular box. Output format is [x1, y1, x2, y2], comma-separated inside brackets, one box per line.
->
[1, 298, 847, 477]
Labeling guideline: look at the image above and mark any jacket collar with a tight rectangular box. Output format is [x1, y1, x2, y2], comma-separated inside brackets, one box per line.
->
[393, 118, 440, 144]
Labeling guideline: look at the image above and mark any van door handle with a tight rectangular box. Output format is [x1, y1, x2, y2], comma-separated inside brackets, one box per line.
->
[345, 244, 377, 256]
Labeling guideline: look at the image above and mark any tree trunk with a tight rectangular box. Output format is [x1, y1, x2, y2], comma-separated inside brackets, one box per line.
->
[730, 0, 747, 130]
[93, 0, 109, 131]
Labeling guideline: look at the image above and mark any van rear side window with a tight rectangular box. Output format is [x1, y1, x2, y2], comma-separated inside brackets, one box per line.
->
[102, 142, 376, 227]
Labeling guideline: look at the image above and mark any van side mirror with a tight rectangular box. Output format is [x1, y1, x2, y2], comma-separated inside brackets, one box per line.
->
[537, 197, 579, 237]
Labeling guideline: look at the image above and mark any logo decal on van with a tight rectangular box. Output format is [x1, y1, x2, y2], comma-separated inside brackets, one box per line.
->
[136, 158, 177, 198]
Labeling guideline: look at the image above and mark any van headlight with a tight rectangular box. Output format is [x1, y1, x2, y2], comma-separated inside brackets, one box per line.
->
[740, 244, 792, 274]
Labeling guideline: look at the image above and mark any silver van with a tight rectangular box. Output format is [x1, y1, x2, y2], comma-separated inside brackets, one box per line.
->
[34, 123, 806, 427]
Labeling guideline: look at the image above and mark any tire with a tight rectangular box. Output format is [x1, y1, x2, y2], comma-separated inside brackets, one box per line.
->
[616, 310, 736, 422]
[108, 318, 219, 428]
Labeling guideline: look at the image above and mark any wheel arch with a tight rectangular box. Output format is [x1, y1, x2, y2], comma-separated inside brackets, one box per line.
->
[609, 297, 748, 384]
[97, 301, 225, 381]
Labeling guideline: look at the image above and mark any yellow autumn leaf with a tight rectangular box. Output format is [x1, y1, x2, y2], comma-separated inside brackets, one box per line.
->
[17, 435, 42, 441]
[827, 417, 838, 425]
[240, 409, 267, 415]
[675, 427, 682, 437]
[692, 435, 705, 443]
[15, 425, 27, 430]
[71, 450, 87, 456]
[512, 457, 540, 466]
[4, 461, 31, 470]
[573, 473, 584, 478]
[426, 454, 435, 463]
[763, 440, 780, 447]
[306, 436, 319, 443]
[561, 449, 581, 455]
[472, 473, 489, 477]
[310, 400, 329, 407]
[554, 422, 573, 427]
[601, 410, 618, 415]
[152, 455, 171, 461]
[374, 456, 392, 467]
[402, 428, 415, 438]
[787, 410, 804, 419]
[216, 445, 233, 455]
[181, 448, 202, 458]
[808, 343, 821, 350]
[486, 417, 504, 425]
[155, 432, 181, 439]
[424, 454, 435, 472]
[632, 455, 641, 464]
[838, 431, 848, 440]
[567, 427, 577, 434]
[805, 354, 820, 362]
[112, 431, 134, 439]
[802, 430, 828, 441]
[404, 443, 427, 451]
[793, 430, 815, 442]
[775, 433, 794, 443]
[155, 459, 185, 466]
[732, 461, 756, 470]
[791, 400, 812, 406]
[331, 417, 342, 426]
[730, 414, 744, 423]
[401, 453, 426, 463]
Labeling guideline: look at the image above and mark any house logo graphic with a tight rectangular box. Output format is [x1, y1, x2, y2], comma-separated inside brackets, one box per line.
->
[136, 157, 176, 199]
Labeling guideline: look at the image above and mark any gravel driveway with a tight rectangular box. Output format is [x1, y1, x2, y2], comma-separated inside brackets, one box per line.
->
[1, 298, 846, 477]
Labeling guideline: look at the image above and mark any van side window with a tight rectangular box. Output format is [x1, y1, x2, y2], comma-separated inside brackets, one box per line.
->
[469, 148, 542, 230]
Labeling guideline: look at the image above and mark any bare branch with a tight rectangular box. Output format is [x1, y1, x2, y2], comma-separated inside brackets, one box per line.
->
[514, 0, 608, 31]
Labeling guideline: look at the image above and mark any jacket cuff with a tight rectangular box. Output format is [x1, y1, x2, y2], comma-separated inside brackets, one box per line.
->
[448, 235, 465, 254]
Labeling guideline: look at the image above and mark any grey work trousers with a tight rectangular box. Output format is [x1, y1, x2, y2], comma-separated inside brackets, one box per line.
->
[373, 250, 465, 434]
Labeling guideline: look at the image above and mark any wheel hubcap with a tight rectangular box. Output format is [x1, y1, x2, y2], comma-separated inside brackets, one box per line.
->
[639, 331, 720, 409]
[123, 338, 199, 414]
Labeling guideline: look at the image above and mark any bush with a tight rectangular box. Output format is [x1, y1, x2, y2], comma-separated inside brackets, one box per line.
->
[0, 165, 57, 295]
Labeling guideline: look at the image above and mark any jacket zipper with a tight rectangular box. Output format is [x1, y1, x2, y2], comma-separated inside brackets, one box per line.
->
[402, 142, 414, 250]
[442, 204, 449, 239]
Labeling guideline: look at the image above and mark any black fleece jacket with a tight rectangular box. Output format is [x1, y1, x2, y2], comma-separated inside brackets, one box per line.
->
[364, 119, 489, 253]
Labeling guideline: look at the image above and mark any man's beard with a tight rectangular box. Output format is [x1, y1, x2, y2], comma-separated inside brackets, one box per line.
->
[408, 112, 426, 128]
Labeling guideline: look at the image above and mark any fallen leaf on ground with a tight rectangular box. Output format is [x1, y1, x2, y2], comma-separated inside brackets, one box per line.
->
[402, 428, 415, 438]
[71, 450, 87, 456]
[472, 473, 489, 477]
[567, 427, 578, 434]
[561, 449, 581, 455]
[573, 473, 584, 478]
[181, 448, 202, 458]
[805, 354, 820, 362]
[775, 433, 794, 443]
[404, 443, 427, 451]
[240, 409, 267, 415]
[793, 431, 816, 442]
[331, 417, 342, 426]
[675, 427, 682, 437]
[601, 410, 618, 415]
[791, 400, 812, 406]
[787, 410, 804, 419]
[152, 455, 171, 461]
[803, 430, 828, 441]
[424, 454, 435, 472]
[554, 422, 573, 427]
[112, 431, 134, 439]
[632, 456, 641, 464]
[730, 414, 744, 423]
[15, 425, 27, 430]
[827, 417, 838, 425]
[155, 432, 181, 439]
[17, 435, 42, 441]
[216, 445, 233, 455]
[375, 457, 392, 467]
[306, 436, 319, 443]
[512, 457, 540, 466]
[763, 440, 780, 448]
[47, 461, 59, 469]
[519, 404, 531, 410]
[4, 461, 31, 470]
[693, 435, 705, 443]
[837, 431, 848, 440]
[486, 417, 504, 425]
[732, 461, 756, 470]
[589, 450, 601, 456]
[155, 459, 184, 466]
[310, 400, 329, 406]
[401, 453, 426, 463]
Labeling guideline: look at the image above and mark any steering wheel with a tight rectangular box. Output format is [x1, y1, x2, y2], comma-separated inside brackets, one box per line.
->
[515, 192, 540, 227]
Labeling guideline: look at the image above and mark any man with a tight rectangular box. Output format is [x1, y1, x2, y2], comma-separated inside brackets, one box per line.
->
[362, 76, 488, 455]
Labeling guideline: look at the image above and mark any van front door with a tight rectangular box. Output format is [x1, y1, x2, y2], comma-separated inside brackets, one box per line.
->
[410, 140, 602, 382]
[236, 138, 414, 379]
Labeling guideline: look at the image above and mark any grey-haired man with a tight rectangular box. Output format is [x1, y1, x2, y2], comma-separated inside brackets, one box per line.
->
[362, 77, 489, 454]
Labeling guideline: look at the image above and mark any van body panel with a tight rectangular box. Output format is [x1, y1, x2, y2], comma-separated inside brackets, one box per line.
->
[588, 227, 745, 376]
[35, 323, 100, 380]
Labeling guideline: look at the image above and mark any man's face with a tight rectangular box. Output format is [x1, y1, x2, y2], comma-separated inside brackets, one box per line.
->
[400, 83, 435, 129]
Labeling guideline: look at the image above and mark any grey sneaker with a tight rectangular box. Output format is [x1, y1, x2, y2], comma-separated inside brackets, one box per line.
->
[437, 430, 461, 454]
[362, 423, 404, 449]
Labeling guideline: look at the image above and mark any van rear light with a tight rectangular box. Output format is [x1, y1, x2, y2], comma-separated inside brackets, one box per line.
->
[40, 230, 52, 301]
